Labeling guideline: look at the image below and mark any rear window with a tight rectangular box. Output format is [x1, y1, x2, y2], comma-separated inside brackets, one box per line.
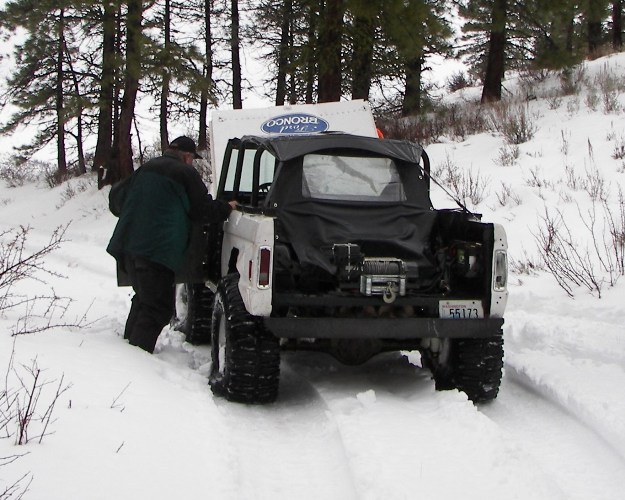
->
[302, 154, 406, 202]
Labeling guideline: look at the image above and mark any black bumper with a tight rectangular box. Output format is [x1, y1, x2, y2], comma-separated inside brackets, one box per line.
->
[263, 317, 504, 339]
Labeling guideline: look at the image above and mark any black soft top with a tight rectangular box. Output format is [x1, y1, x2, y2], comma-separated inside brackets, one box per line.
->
[236, 133, 424, 163]
[234, 133, 437, 275]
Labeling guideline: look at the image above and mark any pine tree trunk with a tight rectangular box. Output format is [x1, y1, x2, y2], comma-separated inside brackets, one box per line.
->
[317, 0, 343, 103]
[613, 0, 623, 49]
[275, 0, 292, 106]
[198, 0, 213, 150]
[587, 0, 605, 55]
[402, 56, 423, 116]
[56, 8, 67, 176]
[304, 3, 317, 104]
[481, 0, 506, 104]
[116, 0, 142, 181]
[231, 0, 242, 109]
[94, 2, 116, 183]
[65, 42, 87, 174]
[160, 0, 171, 152]
[351, 13, 374, 100]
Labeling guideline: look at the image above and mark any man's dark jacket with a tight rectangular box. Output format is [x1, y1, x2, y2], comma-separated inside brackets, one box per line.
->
[106, 151, 231, 283]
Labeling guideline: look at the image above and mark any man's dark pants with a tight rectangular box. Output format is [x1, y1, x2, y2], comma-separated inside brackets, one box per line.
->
[123, 256, 175, 353]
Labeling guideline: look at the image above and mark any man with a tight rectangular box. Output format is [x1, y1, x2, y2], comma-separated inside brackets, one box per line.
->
[107, 136, 236, 353]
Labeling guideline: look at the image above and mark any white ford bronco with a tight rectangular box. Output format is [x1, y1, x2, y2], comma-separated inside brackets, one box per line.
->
[177, 101, 508, 404]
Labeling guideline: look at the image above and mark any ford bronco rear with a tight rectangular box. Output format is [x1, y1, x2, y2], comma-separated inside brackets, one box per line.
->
[201, 133, 508, 404]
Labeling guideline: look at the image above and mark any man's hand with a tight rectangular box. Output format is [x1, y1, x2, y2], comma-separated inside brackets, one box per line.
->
[228, 200, 239, 210]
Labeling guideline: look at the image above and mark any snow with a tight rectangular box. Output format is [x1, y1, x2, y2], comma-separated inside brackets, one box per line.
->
[2, 53, 625, 499]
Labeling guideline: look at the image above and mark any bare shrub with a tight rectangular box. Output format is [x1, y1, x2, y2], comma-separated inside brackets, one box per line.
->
[595, 65, 622, 113]
[560, 130, 570, 156]
[546, 90, 562, 110]
[0, 225, 93, 335]
[377, 102, 490, 145]
[525, 166, 553, 189]
[535, 190, 625, 297]
[0, 157, 50, 188]
[495, 182, 522, 206]
[566, 97, 580, 116]
[559, 190, 573, 203]
[611, 135, 625, 160]
[535, 208, 603, 297]
[559, 64, 587, 95]
[487, 103, 538, 145]
[522, 67, 553, 84]
[55, 177, 95, 209]
[494, 144, 519, 167]
[0, 467, 32, 500]
[2, 341, 71, 446]
[564, 164, 582, 190]
[584, 88, 599, 111]
[602, 187, 625, 277]
[582, 164, 608, 202]
[446, 71, 473, 93]
[376, 116, 442, 145]
[435, 155, 489, 207]
[509, 250, 544, 275]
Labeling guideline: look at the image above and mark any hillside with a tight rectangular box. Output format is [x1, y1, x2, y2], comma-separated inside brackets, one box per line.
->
[1, 52, 625, 500]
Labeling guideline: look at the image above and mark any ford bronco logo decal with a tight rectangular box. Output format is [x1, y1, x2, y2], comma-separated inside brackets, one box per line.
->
[261, 113, 329, 134]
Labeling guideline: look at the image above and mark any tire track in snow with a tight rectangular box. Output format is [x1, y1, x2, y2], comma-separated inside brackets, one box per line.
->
[480, 373, 625, 500]
[156, 337, 368, 499]
[505, 309, 625, 461]
[287, 352, 564, 500]
[211, 362, 360, 500]
[154, 332, 359, 499]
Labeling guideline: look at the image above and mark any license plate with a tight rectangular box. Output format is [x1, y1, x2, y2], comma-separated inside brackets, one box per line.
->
[439, 300, 484, 319]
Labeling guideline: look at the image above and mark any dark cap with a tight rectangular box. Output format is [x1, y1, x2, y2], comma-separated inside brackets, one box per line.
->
[169, 136, 202, 159]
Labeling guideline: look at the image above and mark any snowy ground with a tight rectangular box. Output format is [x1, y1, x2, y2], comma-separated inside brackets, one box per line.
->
[2, 53, 625, 499]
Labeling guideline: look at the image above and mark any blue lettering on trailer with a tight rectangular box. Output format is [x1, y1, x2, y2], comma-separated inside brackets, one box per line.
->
[261, 113, 329, 134]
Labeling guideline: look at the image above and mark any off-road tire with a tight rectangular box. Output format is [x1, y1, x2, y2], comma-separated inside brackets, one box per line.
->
[422, 332, 504, 403]
[173, 283, 214, 345]
[209, 273, 280, 404]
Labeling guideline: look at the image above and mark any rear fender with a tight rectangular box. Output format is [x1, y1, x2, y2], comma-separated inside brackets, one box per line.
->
[222, 211, 274, 316]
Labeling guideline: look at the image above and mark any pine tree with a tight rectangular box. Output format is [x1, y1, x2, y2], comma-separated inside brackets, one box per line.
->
[0, 0, 78, 174]
[382, 0, 452, 114]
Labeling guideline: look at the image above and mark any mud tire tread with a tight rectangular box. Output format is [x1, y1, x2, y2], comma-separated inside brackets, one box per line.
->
[209, 274, 280, 404]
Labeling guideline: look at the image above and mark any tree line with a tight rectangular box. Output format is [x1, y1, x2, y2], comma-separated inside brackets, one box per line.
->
[0, 0, 622, 185]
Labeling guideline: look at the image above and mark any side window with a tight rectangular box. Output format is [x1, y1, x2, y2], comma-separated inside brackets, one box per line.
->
[223, 148, 240, 192]
[223, 147, 277, 204]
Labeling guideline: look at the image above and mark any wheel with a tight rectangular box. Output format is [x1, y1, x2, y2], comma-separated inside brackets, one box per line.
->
[421, 333, 504, 403]
[172, 283, 214, 345]
[209, 273, 280, 404]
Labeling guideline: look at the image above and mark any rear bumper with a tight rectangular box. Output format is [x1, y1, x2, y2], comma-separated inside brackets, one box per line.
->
[263, 317, 504, 339]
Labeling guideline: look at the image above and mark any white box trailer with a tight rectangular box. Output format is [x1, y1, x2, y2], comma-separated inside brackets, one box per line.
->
[207, 99, 378, 196]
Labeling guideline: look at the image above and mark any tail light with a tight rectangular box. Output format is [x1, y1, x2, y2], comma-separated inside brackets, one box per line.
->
[493, 250, 507, 291]
[258, 246, 271, 288]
